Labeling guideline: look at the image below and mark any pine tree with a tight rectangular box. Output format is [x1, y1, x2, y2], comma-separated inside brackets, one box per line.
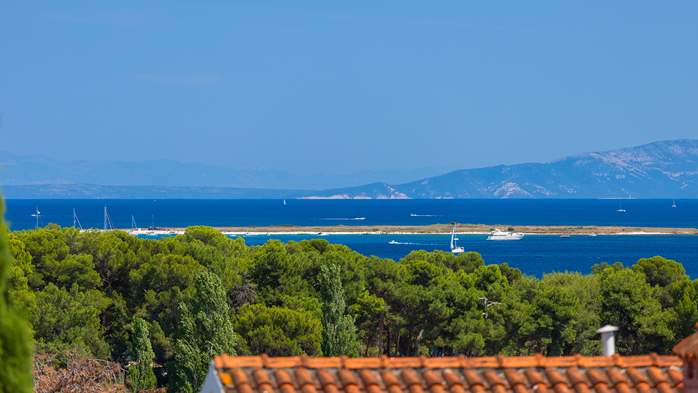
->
[319, 263, 359, 356]
[0, 198, 33, 393]
[128, 318, 157, 392]
[170, 271, 236, 393]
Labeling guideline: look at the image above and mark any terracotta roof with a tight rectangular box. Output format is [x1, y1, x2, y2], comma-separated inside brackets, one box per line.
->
[211, 354, 684, 393]
[674, 330, 698, 359]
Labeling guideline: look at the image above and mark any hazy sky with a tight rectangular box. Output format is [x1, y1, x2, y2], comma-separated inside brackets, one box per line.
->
[2, 1, 697, 174]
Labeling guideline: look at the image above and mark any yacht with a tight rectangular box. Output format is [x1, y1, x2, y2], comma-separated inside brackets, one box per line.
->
[487, 229, 524, 241]
[31, 207, 41, 229]
[72, 209, 84, 231]
[672, 200, 677, 208]
[388, 240, 401, 245]
[103, 206, 114, 230]
[450, 224, 465, 254]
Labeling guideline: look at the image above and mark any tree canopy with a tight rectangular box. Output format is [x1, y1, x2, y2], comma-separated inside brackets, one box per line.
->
[0, 199, 33, 393]
[5, 224, 698, 390]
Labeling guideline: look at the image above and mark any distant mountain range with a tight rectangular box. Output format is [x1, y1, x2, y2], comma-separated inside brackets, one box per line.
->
[2, 139, 698, 198]
[305, 139, 698, 199]
[0, 151, 444, 190]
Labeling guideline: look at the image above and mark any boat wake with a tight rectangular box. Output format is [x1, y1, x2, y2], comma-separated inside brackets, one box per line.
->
[320, 217, 367, 221]
[409, 213, 440, 217]
[388, 240, 440, 246]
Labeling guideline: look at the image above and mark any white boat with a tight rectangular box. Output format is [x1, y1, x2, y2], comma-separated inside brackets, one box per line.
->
[31, 207, 41, 229]
[487, 229, 524, 241]
[129, 228, 153, 236]
[388, 240, 400, 245]
[450, 224, 465, 254]
[283, 199, 287, 206]
[672, 200, 677, 208]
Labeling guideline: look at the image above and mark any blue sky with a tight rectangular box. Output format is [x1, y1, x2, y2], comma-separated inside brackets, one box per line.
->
[1, 1, 697, 176]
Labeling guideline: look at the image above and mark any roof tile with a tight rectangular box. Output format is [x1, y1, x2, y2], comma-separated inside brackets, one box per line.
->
[296, 368, 318, 393]
[211, 354, 683, 393]
[253, 369, 274, 392]
[381, 370, 404, 393]
[231, 369, 254, 393]
[442, 370, 467, 393]
[317, 369, 340, 393]
[339, 369, 363, 393]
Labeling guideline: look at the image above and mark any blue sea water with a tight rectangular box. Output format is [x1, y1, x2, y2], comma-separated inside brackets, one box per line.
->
[6, 199, 698, 229]
[237, 233, 698, 277]
[4, 199, 698, 277]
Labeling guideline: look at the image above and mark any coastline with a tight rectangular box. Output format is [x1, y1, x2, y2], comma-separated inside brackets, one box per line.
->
[129, 223, 698, 236]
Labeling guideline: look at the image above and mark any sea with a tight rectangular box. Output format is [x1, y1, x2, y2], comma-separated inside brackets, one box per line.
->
[5, 199, 698, 277]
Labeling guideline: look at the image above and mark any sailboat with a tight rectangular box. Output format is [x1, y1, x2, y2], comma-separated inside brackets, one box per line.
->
[103, 206, 113, 230]
[72, 209, 83, 230]
[450, 224, 464, 254]
[616, 201, 627, 213]
[283, 199, 287, 206]
[672, 200, 677, 208]
[129, 214, 150, 235]
[30, 207, 41, 229]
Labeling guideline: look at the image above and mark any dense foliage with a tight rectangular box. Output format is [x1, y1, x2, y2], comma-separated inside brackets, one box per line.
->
[320, 263, 360, 356]
[0, 200, 33, 393]
[128, 317, 156, 392]
[6, 224, 698, 389]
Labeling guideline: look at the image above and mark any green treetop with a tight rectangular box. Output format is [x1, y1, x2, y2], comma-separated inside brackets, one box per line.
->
[128, 317, 157, 392]
[319, 263, 359, 356]
[0, 198, 33, 393]
[170, 271, 236, 393]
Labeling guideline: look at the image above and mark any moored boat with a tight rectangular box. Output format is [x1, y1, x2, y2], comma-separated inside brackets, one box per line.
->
[450, 224, 465, 254]
[487, 229, 524, 241]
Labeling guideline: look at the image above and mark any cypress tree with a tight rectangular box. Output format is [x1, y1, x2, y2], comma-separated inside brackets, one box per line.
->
[0, 198, 33, 393]
[319, 263, 359, 356]
[128, 318, 157, 392]
[170, 271, 236, 393]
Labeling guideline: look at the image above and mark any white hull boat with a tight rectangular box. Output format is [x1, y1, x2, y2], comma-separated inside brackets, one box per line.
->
[487, 229, 524, 241]
[450, 224, 465, 254]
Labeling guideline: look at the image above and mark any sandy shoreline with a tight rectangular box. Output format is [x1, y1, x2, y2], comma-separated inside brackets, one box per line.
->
[127, 223, 698, 236]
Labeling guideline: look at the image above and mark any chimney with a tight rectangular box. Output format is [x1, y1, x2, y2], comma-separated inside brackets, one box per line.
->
[673, 323, 698, 393]
[597, 325, 619, 356]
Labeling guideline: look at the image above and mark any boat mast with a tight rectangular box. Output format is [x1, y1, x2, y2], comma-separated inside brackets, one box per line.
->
[131, 214, 137, 230]
[73, 209, 83, 230]
[103, 206, 113, 230]
[31, 207, 41, 229]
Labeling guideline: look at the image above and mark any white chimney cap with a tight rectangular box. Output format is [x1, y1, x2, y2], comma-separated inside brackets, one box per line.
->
[597, 325, 619, 334]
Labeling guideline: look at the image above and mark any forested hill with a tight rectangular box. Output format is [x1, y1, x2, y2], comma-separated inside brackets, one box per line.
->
[303, 139, 698, 198]
[5, 225, 698, 391]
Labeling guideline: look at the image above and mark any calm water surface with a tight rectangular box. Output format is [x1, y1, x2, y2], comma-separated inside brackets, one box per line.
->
[5, 199, 698, 277]
[6, 199, 698, 229]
